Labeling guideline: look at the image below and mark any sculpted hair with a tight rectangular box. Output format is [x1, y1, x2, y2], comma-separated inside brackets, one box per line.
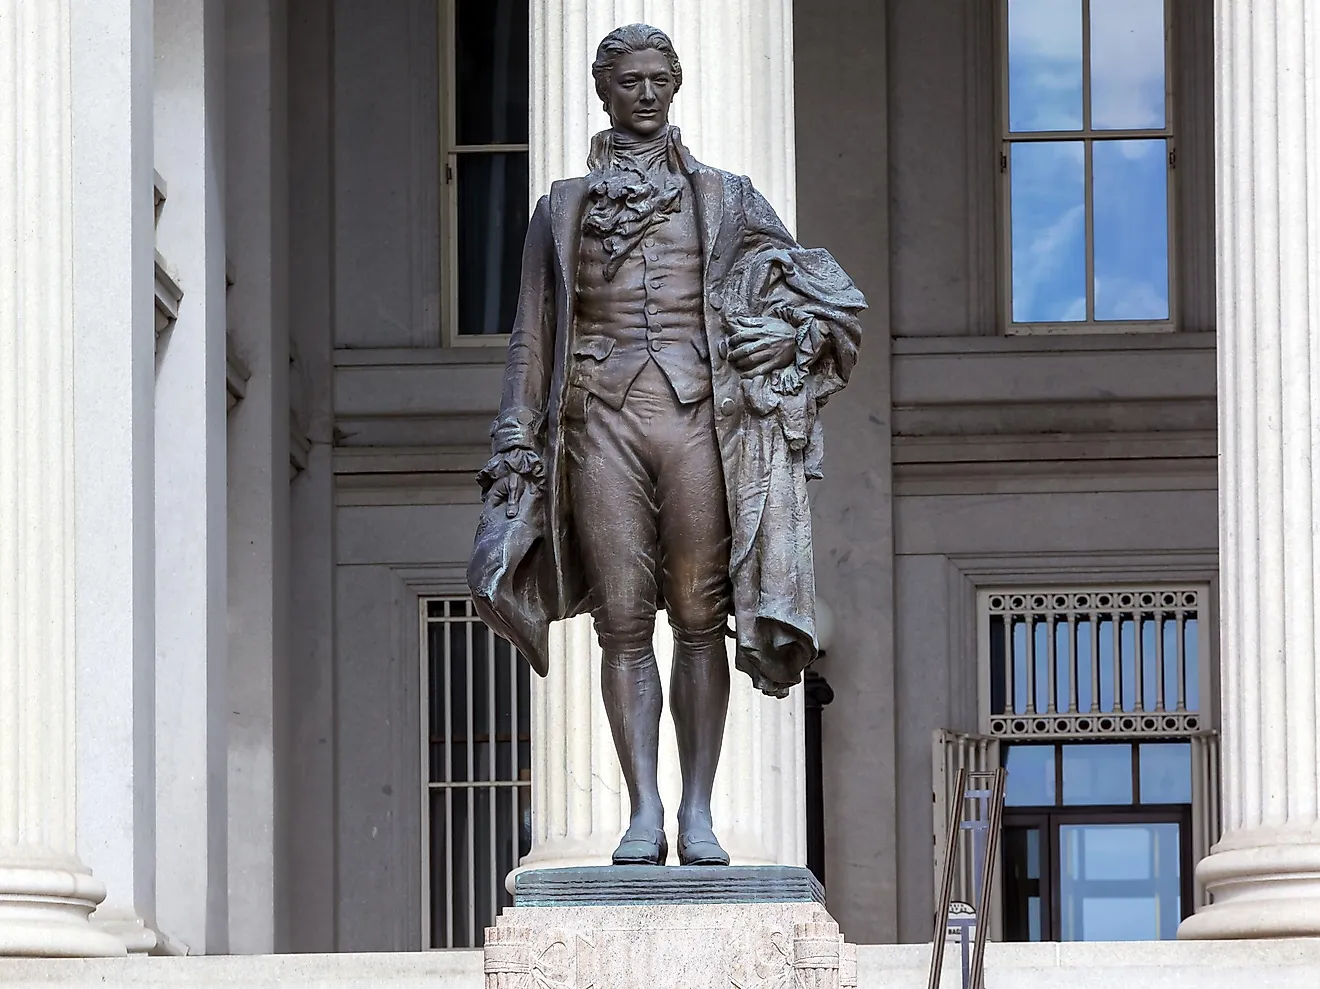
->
[591, 23, 683, 105]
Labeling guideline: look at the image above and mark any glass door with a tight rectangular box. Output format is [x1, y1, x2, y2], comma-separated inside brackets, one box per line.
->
[1003, 808, 1190, 941]
[1056, 820, 1183, 940]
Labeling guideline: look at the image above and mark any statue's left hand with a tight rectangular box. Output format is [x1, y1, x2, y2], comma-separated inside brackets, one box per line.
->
[727, 315, 798, 378]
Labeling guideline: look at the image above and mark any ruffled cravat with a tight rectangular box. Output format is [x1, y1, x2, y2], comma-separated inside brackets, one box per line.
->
[583, 127, 685, 281]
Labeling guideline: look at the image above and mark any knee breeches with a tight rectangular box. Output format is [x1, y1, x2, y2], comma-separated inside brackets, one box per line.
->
[564, 362, 732, 653]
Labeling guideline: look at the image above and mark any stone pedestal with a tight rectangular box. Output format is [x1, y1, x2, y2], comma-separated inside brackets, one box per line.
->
[1179, 0, 1320, 940]
[522, 0, 805, 878]
[486, 868, 856, 989]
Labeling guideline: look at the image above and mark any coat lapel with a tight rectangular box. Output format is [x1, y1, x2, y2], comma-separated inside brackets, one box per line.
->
[549, 178, 589, 292]
[673, 131, 726, 274]
[690, 166, 725, 275]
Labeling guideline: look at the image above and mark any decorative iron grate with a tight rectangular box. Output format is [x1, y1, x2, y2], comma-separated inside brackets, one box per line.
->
[981, 586, 1206, 739]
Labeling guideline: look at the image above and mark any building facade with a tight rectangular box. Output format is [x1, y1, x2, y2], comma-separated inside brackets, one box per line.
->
[1, 0, 1319, 978]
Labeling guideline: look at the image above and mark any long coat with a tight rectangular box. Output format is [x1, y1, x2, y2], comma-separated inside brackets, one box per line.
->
[469, 130, 865, 697]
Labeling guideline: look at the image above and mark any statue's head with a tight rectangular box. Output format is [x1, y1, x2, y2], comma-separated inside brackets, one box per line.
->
[592, 24, 682, 139]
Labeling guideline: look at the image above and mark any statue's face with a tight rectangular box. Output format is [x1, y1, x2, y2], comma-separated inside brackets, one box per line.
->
[606, 49, 675, 138]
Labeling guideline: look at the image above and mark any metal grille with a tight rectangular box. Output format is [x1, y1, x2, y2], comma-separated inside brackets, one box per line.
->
[981, 586, 1206, 739]
[423, 598, 531, 948]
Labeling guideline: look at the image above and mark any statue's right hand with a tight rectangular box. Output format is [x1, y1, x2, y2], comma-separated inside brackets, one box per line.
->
[477, 446, 543, 519]
[489, 471, 527, 520]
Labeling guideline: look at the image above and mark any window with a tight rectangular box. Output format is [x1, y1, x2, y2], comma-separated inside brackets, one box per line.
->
[999, 0, 1174, 333]
[1002, 741, 1192, 941]
[941, 584, 1221, 942]
[423, 598, 532, 948]
[440, 0, 530, 343]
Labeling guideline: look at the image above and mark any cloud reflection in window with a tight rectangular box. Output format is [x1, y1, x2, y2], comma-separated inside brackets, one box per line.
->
[1007, 0, 1170, 325]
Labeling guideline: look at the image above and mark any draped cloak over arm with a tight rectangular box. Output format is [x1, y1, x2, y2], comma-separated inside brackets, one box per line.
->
[716, 177, 867, 697]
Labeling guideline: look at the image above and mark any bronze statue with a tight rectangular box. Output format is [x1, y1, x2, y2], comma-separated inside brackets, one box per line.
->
[469, 24, 865, 868]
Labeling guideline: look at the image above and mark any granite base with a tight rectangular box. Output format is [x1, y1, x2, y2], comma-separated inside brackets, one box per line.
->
[485, 867, 856, 989]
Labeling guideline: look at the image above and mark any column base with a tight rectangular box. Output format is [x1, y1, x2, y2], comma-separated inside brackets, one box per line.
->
[1180, 838, 1320, 939]
[91, 905, 160, 954]
[0, 864, 127, 957]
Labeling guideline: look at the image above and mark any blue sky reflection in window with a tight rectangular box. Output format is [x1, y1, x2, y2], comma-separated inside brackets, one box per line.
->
[1006, 0, 1170, 326]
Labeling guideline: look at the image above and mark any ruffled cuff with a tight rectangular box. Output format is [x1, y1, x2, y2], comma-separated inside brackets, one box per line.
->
[490, 405, 543, 454]
[476, 448, 546, 497]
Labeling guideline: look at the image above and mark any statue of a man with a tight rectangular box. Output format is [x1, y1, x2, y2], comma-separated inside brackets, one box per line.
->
[469, 24, 865, 868]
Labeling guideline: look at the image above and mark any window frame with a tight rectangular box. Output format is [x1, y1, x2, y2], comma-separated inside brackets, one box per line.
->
[437, 0, 528, 348]
[996, 0, 1179, 336]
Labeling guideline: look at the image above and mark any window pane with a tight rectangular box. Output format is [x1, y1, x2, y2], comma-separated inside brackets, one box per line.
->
[1003, 826, 1047, 941]
[1140, 614, 1159, 712]
[1008, 0, 1084, 132]
[456, 0, 530, 145]
[1011, 141, 1086, 322]
[1090, 0, 1166, 130]
[1059, 823, 1181, 940]
[457, 151, 530, 336]
[1139, 742, 1192, 803]
[1184, 618, 1200, 711]
[1006, 745, 1057, 806]
[1062, 743, 1133, 805]
[989, 615, 1008, 714]
[1093, 139, 1169, 320]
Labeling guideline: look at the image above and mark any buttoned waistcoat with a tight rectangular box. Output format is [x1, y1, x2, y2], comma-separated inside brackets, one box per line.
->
[571, 170, 711, 409]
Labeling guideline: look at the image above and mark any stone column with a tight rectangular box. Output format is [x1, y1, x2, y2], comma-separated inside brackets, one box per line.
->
[0, 0, 128, 958]
[225, 0, 290, 954]
[153, 0, 229, 954]
[1179, 0, 1320, 940]
[69, 0, 159, 955]
[519, 0, 805, 874]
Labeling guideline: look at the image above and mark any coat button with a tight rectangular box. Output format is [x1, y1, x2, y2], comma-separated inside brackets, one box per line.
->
[717, 339, 729, 360]
[650, 340, 663, 353]
[710, 293, 724, 310]
[719, 397, 736, 416]
[646, 302, 659, 314]
[644, 237, 656, 248]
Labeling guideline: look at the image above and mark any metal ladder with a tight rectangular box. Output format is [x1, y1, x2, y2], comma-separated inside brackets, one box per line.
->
[927, 767, 1007, 989]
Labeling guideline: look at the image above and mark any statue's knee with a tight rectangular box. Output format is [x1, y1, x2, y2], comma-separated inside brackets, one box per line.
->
[594, 610, 656, 668]
[668, 612, 728, 652]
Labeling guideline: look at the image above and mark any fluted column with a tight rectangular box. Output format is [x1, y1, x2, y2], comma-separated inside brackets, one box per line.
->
[531, 0, 796, 228]
[519, 0, 805, 874]
[1180, 0, 1320, 940]
[0, 0, 127, 958]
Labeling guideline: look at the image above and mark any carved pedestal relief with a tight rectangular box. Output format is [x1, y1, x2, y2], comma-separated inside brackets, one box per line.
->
[485, 918, 857, 989]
